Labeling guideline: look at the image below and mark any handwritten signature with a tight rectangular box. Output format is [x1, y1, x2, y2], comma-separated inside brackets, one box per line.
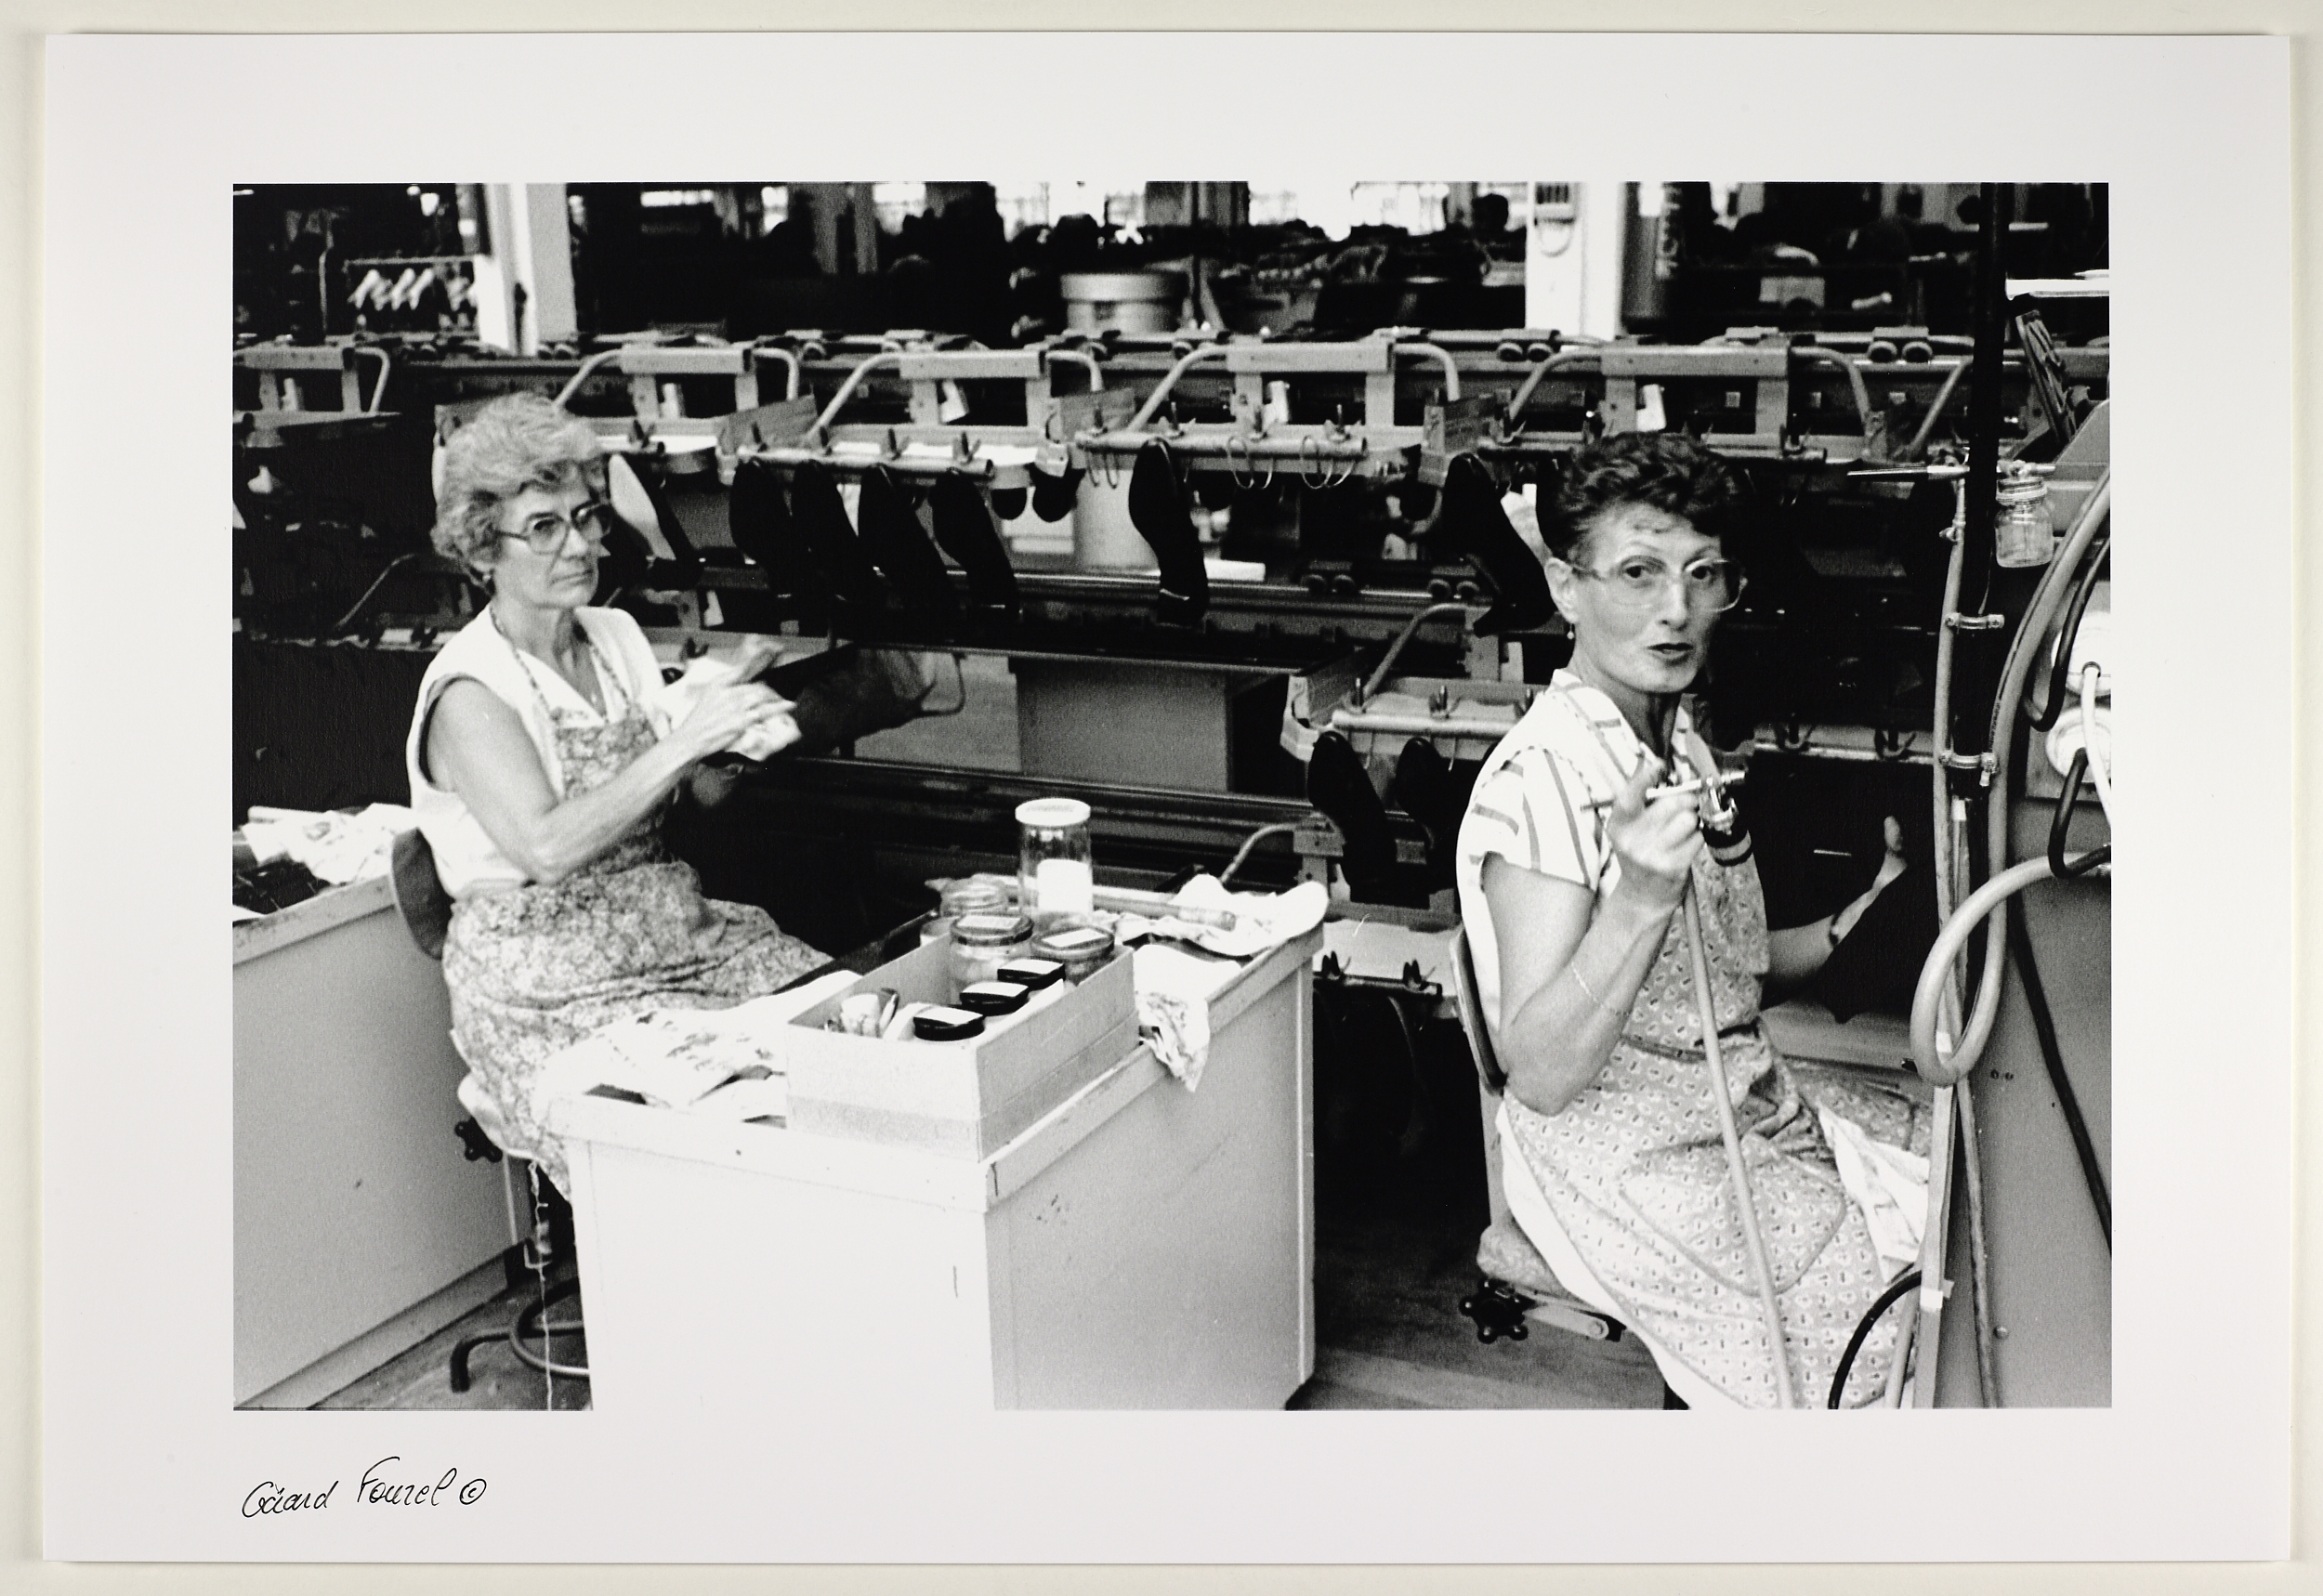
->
[243, 1458, 486, 1518]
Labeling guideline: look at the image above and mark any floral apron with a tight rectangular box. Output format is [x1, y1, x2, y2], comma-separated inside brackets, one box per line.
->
[1501, 689, 1920, 1407]
[440, 636, 823, 1192]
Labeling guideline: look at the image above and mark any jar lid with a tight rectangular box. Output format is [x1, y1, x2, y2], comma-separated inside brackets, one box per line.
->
[957, 980, 1030, 1015]
[996, 957, 1066, 990]
[1015, 797, 1092, 830]
[912, 1005, 987, 1041]
[1033, 925, 1115, 961]
[952, 910, 1034, 947]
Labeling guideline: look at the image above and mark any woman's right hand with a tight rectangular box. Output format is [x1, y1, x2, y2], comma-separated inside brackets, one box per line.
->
[1605, 752, 1703, 912]
[673, 681, 793, 762]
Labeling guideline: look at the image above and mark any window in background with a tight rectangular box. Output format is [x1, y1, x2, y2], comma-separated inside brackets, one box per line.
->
[1247, 188, 1305, 227]
[759, 185, 789, 233]
[1348, 180, 1454, 233]
[991, 182, 1050, 237]
[873, 181, 929, 233]
[1104, 189, 1146, 229]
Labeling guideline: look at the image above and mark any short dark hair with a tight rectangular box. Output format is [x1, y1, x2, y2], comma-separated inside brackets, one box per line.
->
[1548, 432, 1747, 561]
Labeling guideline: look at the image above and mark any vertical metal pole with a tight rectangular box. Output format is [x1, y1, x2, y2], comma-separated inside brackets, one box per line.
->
[1950, 181, 2015, 764]
[1680, 891, 1796, 1407]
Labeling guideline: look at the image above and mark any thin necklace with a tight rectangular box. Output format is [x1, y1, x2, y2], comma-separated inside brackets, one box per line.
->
[490, 606, 610, 716]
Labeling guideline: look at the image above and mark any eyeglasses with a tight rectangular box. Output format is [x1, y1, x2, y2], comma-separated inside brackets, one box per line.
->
[500, 502, 612, 556]
[1562, 555, 1746, 613]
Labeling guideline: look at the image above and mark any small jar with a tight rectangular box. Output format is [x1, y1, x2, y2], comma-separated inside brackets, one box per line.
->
[1032, 923, 1116, 985]
[939, 878, 1011, 920]
[1994, 468, 2055, 569]
[950, 910, 1034, 990]
[1017, 797, 1095, 928]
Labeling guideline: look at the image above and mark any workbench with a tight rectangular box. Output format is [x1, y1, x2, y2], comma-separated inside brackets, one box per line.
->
[233, 875, 513, 1406]
[550, 927, 1320, 1412]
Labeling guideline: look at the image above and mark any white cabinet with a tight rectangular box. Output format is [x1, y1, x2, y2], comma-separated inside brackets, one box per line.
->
[552, 930, 1319, 1412]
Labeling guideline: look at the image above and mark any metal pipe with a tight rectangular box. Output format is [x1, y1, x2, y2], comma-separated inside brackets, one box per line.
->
[1910, 857, 2067, 1085]
[1794, 347, 1878, 451]
[752, 344, 804, 400]
[1503, 350, 1597, 424]
[1398, 342, 1462, 400]
[354, 346, 392, 414]
[1356, 601, 1473, 705]
[1937, 476, 2113, 1076]
[1080, 431, 1371, 464]
[1681, 890, 1796, 1407]
[1905, 359, 1971, 460]
[1954, 1083, 2001, 1406]
[811, 350, 905, 435]
[1960, 181, 2015, 628]
[1127, 344, 1233, 430]
[1045, 348, 1105, 392]
[553, 347, 624, 412]
[1219, 821, 1302, 888]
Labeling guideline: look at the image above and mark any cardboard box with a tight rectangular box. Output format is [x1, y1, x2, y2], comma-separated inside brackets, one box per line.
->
[781, 939, 1137, 1158]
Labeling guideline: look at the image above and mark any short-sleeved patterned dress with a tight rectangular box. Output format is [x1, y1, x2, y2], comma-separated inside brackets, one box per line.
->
[425, 617, 824, 1194]
[1455, 671, 1908, 1408]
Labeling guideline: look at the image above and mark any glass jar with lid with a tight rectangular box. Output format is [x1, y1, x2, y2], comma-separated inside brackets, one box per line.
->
[950, 910, 1034, 991]
[1994, 465, 2055, 569]
[938, 878, 1010, 921]
[1016, 797, 1095, 927]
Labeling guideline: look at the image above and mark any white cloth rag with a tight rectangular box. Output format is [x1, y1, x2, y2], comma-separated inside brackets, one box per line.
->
[1815, 1104, 1931, 1278]
[243, 803, 415, 884]
[1123, 877, 1328, 1088]
[655, 653, 800, 761]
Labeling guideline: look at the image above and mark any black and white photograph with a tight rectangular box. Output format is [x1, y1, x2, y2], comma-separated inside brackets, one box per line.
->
[38, 28, 2298, 1571]
[227, 175, 2114, 1419]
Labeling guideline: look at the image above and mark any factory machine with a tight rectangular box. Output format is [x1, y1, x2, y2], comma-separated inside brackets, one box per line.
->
[235, 254, 2112, 1405]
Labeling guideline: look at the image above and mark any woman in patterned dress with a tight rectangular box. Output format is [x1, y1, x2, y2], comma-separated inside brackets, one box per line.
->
[1454, 432, 1913, 1408]
[405, 395, 826, 1192]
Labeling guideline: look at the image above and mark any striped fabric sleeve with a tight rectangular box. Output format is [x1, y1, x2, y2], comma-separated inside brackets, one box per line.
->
[1464, 746, 1593, 888]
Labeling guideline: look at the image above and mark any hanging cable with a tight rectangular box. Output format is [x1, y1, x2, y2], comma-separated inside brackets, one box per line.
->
[1828, 1269, 1922, 1408]
[2026, 525, 2110, 731]
[1220, 821, 1302, 888]
[2079, 665, 2111, 816]
[2006, 895, 2111, 1246]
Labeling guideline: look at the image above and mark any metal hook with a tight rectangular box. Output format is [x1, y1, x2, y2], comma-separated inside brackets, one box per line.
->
[1297, 434, 1330, 491]
[1224, 432, 1255, 491]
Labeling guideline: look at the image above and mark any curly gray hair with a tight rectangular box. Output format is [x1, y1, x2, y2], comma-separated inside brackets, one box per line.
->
[431, 392, 604, 569]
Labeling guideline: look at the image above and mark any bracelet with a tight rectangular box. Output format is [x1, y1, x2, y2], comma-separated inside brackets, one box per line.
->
[1568, 962, 1625, 1020]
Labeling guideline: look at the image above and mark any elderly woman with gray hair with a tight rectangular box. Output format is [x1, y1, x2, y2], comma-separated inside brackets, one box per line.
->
[405, 393, 824, 1191]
